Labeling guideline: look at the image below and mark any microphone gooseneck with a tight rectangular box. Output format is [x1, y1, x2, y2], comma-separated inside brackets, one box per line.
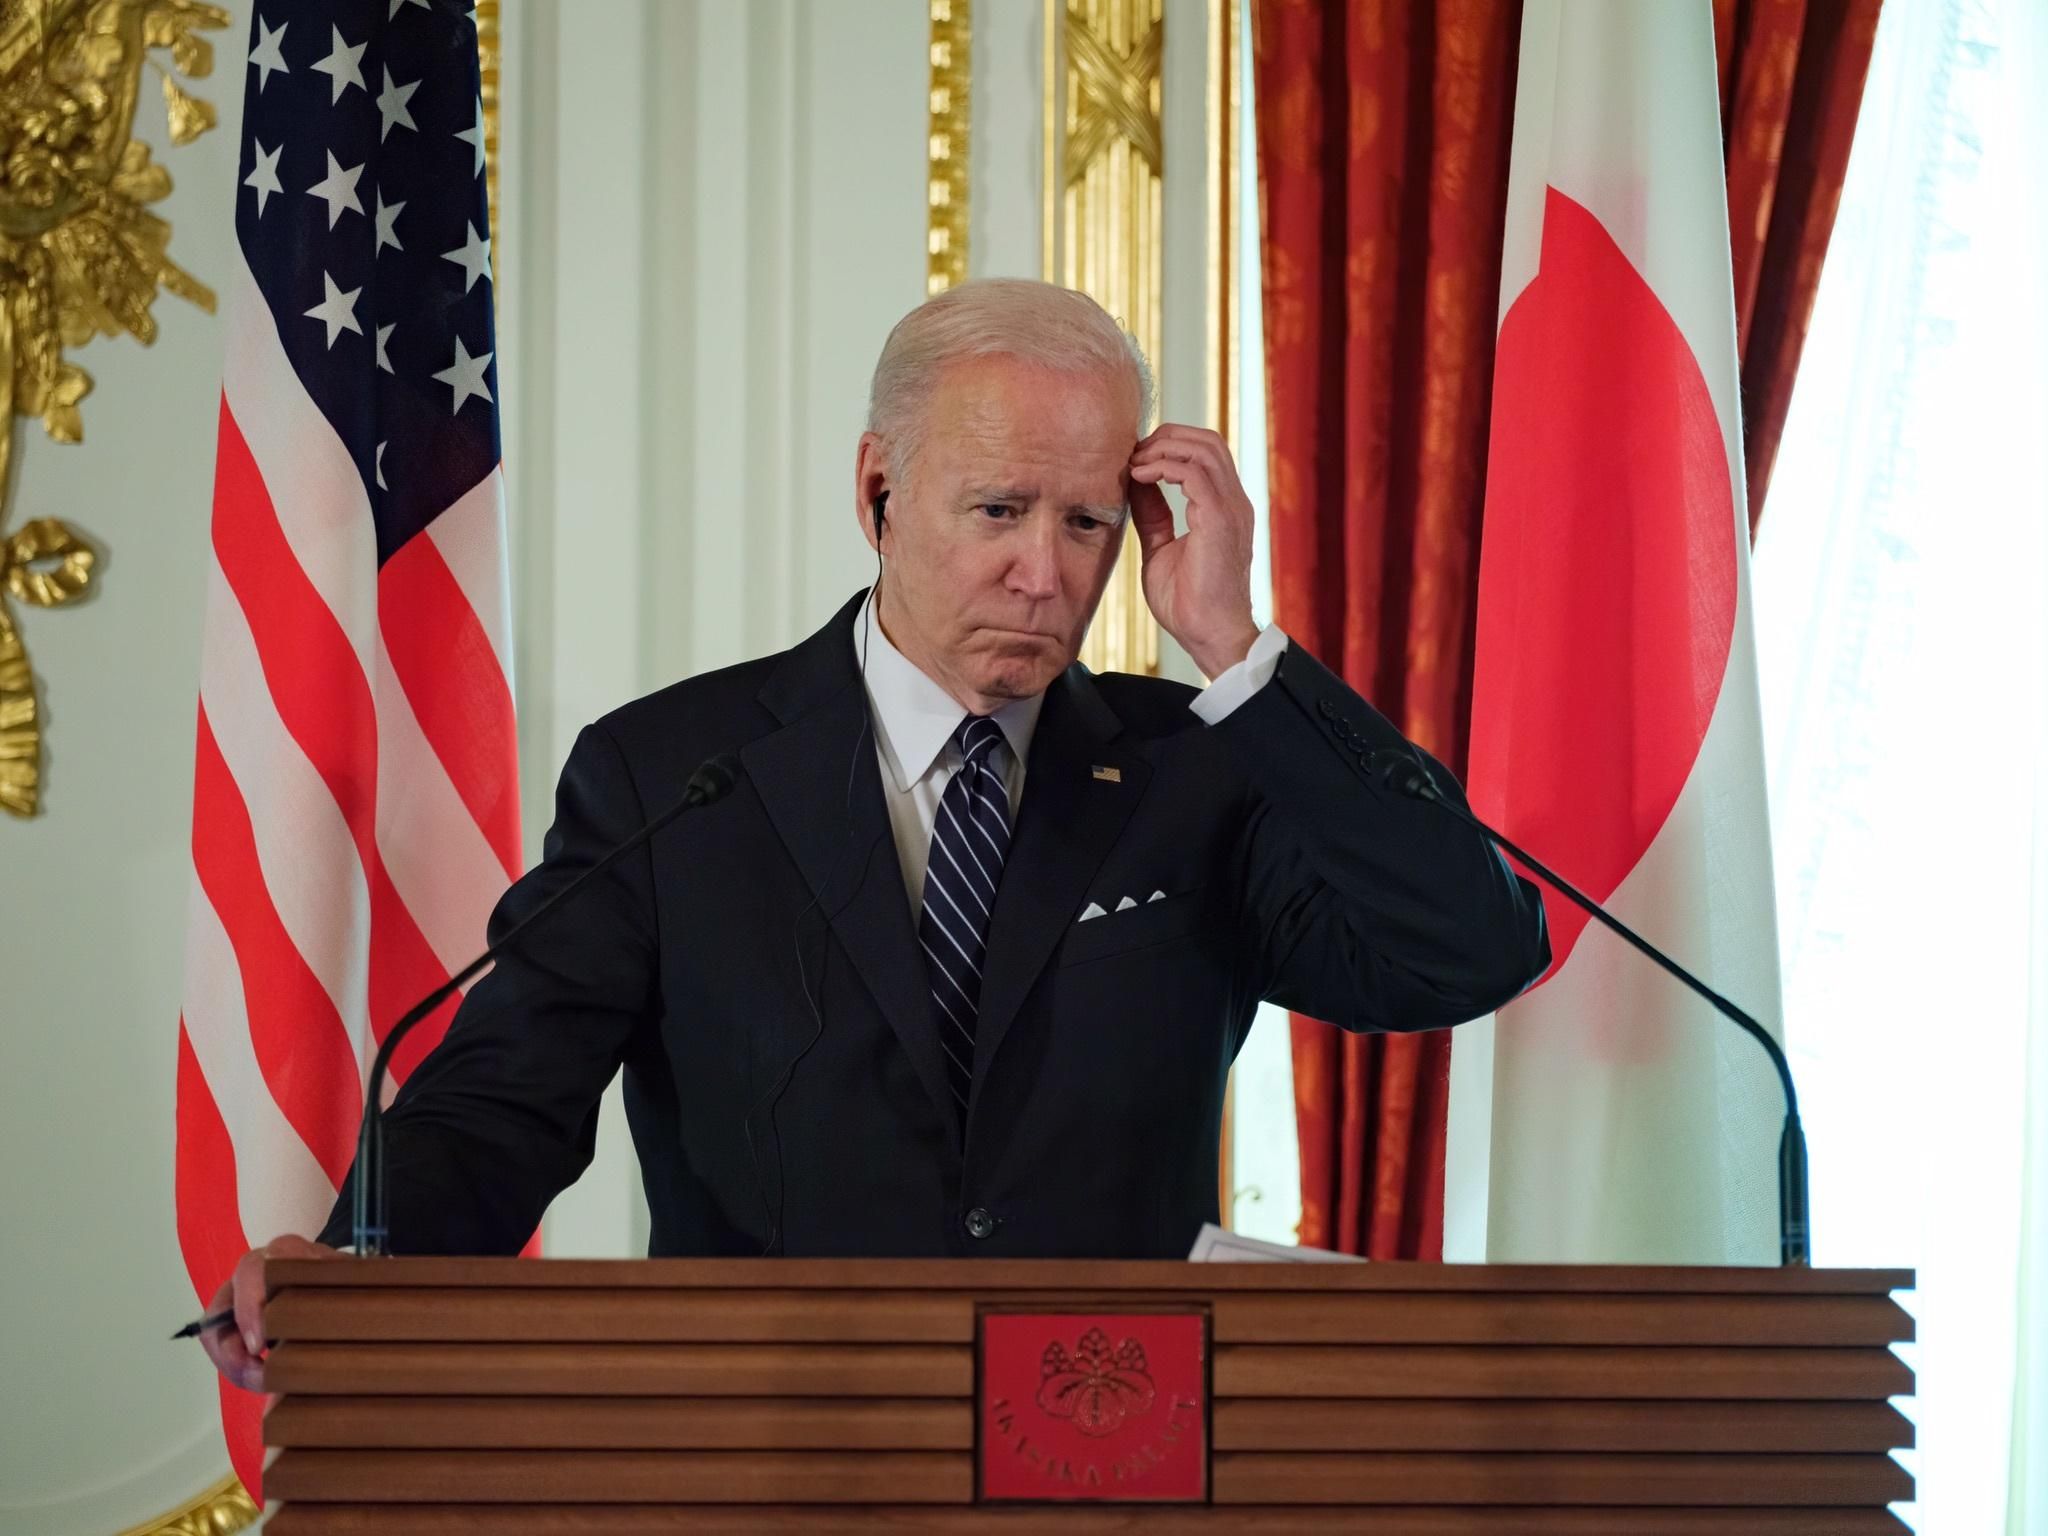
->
[351, 753, 742, 1255]
[1379, 753, 1810, 1267]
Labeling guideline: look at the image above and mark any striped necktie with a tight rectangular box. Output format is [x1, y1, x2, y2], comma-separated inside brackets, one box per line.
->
[919, 714, 1012, 1115]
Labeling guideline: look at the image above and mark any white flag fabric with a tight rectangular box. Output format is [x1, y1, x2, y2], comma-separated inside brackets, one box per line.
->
[1452, 0, 1786, 1265]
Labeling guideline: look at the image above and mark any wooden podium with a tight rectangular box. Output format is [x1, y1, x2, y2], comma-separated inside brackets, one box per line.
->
[262, 1257, 1913, 1533]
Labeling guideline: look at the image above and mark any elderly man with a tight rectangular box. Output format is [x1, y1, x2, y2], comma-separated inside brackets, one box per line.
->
[203, 279, 1546, 1390]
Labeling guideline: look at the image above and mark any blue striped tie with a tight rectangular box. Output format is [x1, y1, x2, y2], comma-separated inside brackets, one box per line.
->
[919, 715, 1012, 1115]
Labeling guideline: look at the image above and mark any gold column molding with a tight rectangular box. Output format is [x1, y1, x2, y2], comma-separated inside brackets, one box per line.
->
[1044, 0, 1164, 679]
[926, 0, 970, 294]
[0, 0, 226, 818]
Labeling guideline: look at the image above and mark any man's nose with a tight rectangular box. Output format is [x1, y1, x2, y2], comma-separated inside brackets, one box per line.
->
[1005, 525, 1062, 600]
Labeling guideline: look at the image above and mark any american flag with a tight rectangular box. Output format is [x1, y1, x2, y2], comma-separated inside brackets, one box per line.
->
[175, 0, 517, 1494]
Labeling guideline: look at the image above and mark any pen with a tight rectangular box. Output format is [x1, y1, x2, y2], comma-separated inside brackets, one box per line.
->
[171, 1308, 238, 1341]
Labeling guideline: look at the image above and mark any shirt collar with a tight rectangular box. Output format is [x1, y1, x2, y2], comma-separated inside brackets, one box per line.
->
[856, 587, 1045, 793]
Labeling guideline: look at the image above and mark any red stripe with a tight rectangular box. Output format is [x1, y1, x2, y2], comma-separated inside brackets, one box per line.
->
[379, 532, 521, 880]
[175, 1026, 268, 1504]
[191, 709, 363, 1185]
[175, 1018, 250, 1304]
[209, 399, 456, 1077]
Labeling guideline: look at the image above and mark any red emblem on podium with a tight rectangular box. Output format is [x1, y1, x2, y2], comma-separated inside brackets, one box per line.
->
[978, 1311, 1208, 1502]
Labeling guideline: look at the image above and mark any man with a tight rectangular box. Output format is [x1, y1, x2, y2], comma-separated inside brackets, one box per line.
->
[203, 279, 1546, 1391]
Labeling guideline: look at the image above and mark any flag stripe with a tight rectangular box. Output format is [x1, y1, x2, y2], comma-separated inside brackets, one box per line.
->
[181, 883, 341, 1244]
[220, 257, 379, 670]
[427, 467, 515, 685]
[373, 631, 515, 978]
[212, 399, 457, 1056]
[191, 709, 362, 1186]
[379, 532, 521, 878]
[200, 558, 371, 1032]
[175, 1020, 251, 1300]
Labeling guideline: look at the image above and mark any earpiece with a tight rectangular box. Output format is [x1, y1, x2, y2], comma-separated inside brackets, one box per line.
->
[872, 491, 888, 539]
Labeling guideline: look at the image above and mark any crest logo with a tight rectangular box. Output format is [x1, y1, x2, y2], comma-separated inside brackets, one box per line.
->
[1037, 1327, 1156, 1436]
[979, 1310, 1208, 1503]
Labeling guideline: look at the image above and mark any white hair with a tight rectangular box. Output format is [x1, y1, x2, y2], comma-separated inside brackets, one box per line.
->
[865, 278, 1156, 490]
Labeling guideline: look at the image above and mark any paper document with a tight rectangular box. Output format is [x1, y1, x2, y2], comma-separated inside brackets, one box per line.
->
[1186, 1223, 1367, 1263]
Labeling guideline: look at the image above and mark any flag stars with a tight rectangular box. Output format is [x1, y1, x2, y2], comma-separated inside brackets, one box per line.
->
[433, 337, 494, 415]
[306, 151, 365, 229]
[375, 440, 388, 491]
[305, 272, 363, 349]
[390, 0, 429, 16]
[244, 141, 282, 215]
[455, 96, 487, 178]
[441, 221, 491, 292]
[376, 67, 419, 142]
[311, 25, 368, 104]
[376, 322, 395, 374]
[248, 16, 289, 92]
[374, 190, 405, 254]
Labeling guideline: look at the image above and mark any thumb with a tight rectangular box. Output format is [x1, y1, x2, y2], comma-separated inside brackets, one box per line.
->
[1128, 481, 1176, 564]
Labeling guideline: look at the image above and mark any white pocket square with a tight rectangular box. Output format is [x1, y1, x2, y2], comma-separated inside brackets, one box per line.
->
[1115, 895, 1137, 912]
[1078, 901, 1107, 922]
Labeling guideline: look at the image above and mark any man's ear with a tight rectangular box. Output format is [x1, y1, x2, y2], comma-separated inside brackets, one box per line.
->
[854, 431, 892, 550]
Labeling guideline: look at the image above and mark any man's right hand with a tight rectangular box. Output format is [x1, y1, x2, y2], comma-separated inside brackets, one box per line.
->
[197, 1234, 341, 1392]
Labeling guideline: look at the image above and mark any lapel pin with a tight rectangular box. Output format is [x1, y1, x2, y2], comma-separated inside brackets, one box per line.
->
[1091, 765, 1122, 783]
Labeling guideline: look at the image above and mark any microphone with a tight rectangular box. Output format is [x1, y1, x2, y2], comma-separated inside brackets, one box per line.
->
[1376, 752, 1811, 1267]
[351, 752, 743, 1255]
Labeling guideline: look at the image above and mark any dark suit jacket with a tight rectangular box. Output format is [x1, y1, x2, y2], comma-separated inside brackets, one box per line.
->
[322, 591, 1547, 1258]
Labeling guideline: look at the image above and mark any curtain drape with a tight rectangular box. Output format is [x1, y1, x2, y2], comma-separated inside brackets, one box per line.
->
[1254, 0, 1880, 1259]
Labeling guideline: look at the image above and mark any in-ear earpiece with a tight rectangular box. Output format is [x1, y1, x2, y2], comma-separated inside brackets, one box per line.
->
[872, 491, 888, 536]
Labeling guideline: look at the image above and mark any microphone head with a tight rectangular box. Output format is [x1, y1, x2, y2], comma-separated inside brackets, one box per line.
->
[685, 753, 742, 806]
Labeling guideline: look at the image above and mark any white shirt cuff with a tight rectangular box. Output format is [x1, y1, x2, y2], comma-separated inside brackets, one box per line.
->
[1188, 625, 1289, 725]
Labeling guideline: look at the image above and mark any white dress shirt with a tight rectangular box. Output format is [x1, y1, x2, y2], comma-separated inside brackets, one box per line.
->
[856, 589, 1288, 912]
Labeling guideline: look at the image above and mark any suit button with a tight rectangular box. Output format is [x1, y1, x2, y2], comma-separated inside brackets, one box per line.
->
[1318, 698, 1338, 718]
[964, 1207, 996, 1240]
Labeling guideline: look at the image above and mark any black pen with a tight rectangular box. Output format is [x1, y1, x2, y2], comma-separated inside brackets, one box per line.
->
[172, 1308, 238, 1341]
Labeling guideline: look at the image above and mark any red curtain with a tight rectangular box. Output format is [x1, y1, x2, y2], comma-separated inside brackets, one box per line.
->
[1254, 0, 1880, 1259]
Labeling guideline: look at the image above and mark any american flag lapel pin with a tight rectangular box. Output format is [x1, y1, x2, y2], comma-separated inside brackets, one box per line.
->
[1092, 765, 1121, 783]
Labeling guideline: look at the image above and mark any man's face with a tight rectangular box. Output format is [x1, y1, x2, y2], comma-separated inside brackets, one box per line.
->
[858, 356, 1136, 713]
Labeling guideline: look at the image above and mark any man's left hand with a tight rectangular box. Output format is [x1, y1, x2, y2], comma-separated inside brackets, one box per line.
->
[1128, 424, 1262, 678]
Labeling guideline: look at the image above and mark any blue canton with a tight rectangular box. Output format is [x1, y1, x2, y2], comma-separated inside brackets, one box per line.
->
[236, 0, 500, 566]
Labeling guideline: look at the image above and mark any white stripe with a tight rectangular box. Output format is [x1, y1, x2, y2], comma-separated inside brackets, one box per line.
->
[181, 881, 341, 1247]
[968, 786, 1012, 842]
[372, 629, 513, 975]
[220, 247, 379, 676]
[921, 937, 979, 1011]
[941, 801, 996, 891]
[933, 837, 990, 916]
[198, 561, 371, 1042]
[924, 866, 986, 946]
[965, 804, 1008, 863]
[934, 1028, 972, 1079]
[922, 900, 984, 977]
[425, 466, 515, 687]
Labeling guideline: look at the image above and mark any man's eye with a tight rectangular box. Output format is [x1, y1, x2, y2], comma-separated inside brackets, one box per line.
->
[978, 504, 1015, 520]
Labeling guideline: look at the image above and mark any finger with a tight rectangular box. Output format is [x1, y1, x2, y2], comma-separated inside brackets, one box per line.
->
[197, 1277, 248, 1377]
[1127, 480, 1177, 563]
[231, 1248, 268, 1358]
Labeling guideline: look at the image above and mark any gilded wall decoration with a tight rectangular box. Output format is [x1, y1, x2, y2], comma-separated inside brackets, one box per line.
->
[0, 0, 227, 818]
[926, 0, 969, 294]
[1044, 0, 1164, 678]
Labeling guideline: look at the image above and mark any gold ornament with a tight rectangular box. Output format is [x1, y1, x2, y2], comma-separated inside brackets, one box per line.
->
[1045, 0, 1164, 679]
[926, 0, 969, 295]
[0, 0, 225, 817]
[110, 1474, 258, 1536]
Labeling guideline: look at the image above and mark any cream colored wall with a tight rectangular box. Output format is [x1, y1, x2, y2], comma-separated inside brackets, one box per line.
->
[0, 2, 1223, 1528]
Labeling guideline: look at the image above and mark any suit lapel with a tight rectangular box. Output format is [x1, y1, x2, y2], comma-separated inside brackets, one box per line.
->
[741, 593, 963, 1143]
[973, 664, 1149, 1080]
